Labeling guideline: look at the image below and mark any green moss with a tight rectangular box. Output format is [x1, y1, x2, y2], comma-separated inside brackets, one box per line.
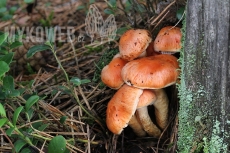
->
[177, 8, 207, 152]
[177, 10, 196, 152]
[203, 119, 229, 153]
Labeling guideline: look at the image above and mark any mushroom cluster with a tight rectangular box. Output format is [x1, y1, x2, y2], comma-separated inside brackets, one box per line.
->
[101, 26, 181, 137]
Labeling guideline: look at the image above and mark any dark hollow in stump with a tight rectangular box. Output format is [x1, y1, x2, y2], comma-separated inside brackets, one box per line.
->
[177, 0, 230, 152]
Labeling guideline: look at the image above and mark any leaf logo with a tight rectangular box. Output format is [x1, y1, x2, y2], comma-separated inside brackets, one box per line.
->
[85, 4, 117, 43]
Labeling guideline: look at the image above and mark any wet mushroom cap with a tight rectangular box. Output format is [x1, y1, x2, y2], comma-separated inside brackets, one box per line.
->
[121, 54, 179, 89]
[154, 26, 182, 53]
[119, 29, 152, 61]
[101, 54, 128, 89]
[106, 84, 143, 135]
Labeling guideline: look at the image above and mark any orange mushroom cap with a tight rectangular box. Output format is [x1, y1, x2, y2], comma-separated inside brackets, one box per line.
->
[121, 54, 179, 89]
[101, 54, 128, 89]
[106, 84, 143, 135]
[119, 29, 152, 61]
[137, 89, 156, 108]
[148, 54, 179, 69]
[154, 26, 182, 54]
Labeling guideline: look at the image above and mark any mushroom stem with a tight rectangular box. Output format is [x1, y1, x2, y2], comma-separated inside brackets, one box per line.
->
[153, 89, 169, 130]
[128, 115, 146, 137]
[136, 106, 161, 138]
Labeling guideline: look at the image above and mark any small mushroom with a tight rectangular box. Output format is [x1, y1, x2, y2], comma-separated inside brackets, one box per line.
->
[101, 54, 128, 89]
[106, 84, 143, 135]
[154, 26, 182, 54]
[119, 29, 152, 61]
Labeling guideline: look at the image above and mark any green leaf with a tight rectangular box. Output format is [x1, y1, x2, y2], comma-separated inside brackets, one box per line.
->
[25, 95, 39, 111]
[0, 103, 6, 117]
[64, 149, 70, 153]
[0, 46, 8, 54]
[0, 33, 8, 46]
[0, 52, 14, 64]
[0, 7, 7, 13]
[70, 77, 91, 86]
[0, 0, 7, 8]
[32, 121, 42, 129]
[124, 1, 131, 11]
[51, 89, 58, 96]
[26, 127, 33, 134]
[1, 14, 13, 21]
[109, 0, 117, 7]
[9, 6, 18, 15]
[28, 80, 35, 88]
[10, 41, 23, 49]
[3, 76, 19, 98]
[76, 5, 85, 10]
[26, 108, 33, 120]
[18, 88, 26, 95]
[0, 118, 7, 128]
[13, 106, 24, 126]
[104, 8, 114, 15]
[14, 139, 27, 153]
[80, 79, 91, 84]
[8, 89, 20, 97]
[89, 0, 95, 4]
[70, 77, 82, 85]
[0, 89, 5, 99]
[137, 4, 145, 13]
[3, 75, 14, 90]
[116, 27, 130, 36]
[0, 61, 10, 78]
[57, 86, 71, 94]
[20, 148, 33, 153]
[27, 44, 51, 58]
[6, 127, 14, 136]
[60, 116, 67, 124]
[176, 7, 185, 20]
[38, 123, 49, 131]
[24, 0, 34, 4]
[26, 63, 35, 74]
[48, 135, 67, 153]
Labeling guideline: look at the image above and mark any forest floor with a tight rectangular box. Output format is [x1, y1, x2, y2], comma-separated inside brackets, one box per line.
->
[0, 0, 185, 152]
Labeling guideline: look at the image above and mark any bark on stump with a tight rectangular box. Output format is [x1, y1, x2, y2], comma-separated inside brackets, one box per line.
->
[177, 0, 230, 152]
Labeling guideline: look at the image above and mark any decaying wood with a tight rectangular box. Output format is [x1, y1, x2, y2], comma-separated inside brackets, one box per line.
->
[178, 0, 230, 152]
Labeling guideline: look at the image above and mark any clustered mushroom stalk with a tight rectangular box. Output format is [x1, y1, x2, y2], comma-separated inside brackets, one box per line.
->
[135, 89, 161, 137]
[128, 114, 146, 137]
[102, 27, 182, 137]
[152, 89, 169, 130]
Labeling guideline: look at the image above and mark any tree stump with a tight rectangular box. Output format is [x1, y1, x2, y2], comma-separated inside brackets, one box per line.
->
[177, 0, 230, 152]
